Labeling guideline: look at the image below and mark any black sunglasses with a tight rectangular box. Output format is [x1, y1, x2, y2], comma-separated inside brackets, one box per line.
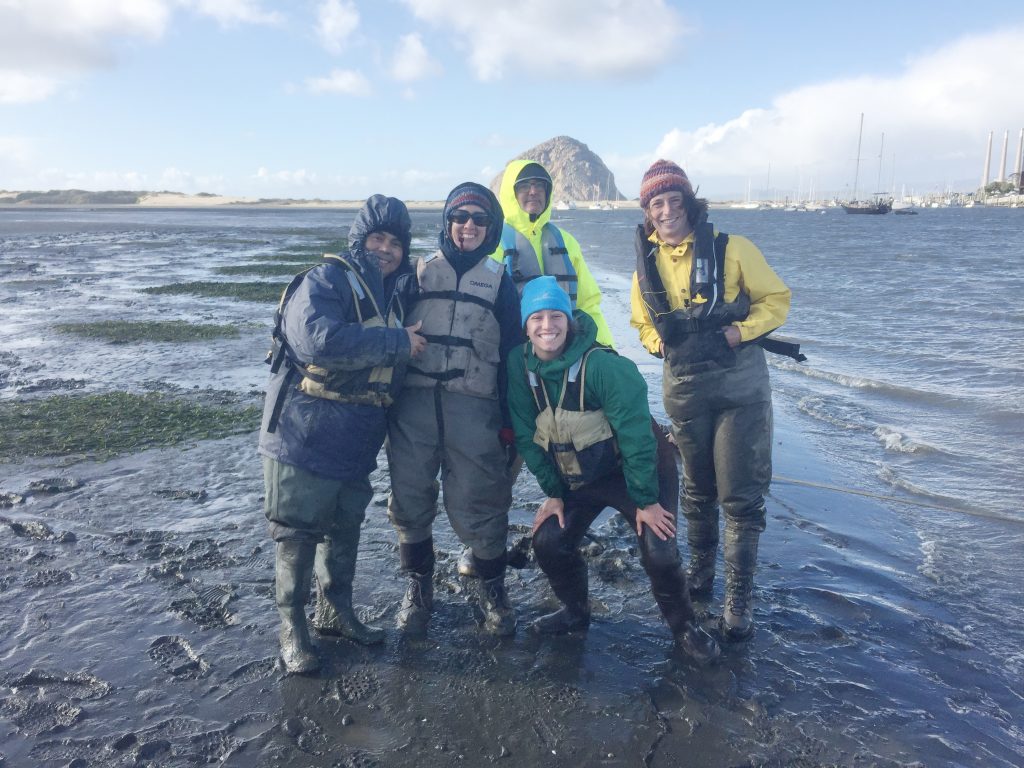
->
[447, 210, 492, 226]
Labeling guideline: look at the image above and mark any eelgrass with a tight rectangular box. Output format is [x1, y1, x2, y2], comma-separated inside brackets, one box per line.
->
[0, 392, 261, 460]
[55, 320, 240, 343]
[214, 263, 312, 277]
[141, 281, 284, 303]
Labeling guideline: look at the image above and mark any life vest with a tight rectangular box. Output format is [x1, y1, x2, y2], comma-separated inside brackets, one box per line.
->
[635, 220, 805, 366]
[404, 251, 505, 400]
[529, 346, 620, 490]
[500, 222, 579, 308]
[264, 254, 400, 432]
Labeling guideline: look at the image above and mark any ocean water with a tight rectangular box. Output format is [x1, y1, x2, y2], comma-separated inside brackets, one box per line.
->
[1, 204, 1023, 766]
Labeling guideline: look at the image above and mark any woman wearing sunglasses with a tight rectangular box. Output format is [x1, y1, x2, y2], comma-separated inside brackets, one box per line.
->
[386, 182, 523, 636]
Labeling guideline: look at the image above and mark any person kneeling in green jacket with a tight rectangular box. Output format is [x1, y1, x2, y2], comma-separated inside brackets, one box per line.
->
[506, 276, 720, 662]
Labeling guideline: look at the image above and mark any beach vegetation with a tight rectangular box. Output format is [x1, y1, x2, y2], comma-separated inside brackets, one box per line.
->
[0, 391, 260, 460]
[54, 320, 240, 343]
[215, 263, 312, 277]
[142, 281, 284, 302]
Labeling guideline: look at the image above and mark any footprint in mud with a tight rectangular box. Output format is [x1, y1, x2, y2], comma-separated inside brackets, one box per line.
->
[216, 657, 278, 700]
[4, 518, 55, 540]
[282, 714, 327, 755]
[10, 669, 112, 701]
[169, 583, 236, 628]
[24, 568, 73, 588]
[332, 670, 380, 704]
[27, 477, 84, 494]
[148, 635, 211, 679]
[182, 726, 240, 764]
[0, 696, 84, 737]
[154, 487, 208, 502]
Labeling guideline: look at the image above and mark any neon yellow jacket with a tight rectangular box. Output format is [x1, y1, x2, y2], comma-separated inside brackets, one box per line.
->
[630, 229, 791, 355]
[491, 159, 614, 347]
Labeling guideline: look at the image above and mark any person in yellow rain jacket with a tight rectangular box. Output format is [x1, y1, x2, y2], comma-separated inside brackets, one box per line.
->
[630, 159, 802, 642]
[492, 159, 613, 347]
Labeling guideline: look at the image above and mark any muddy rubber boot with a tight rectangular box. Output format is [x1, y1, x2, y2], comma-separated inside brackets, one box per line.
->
[477, 574, 516, 636]
[532, 558, 590, 635]
[275, 540, 320, 675]
[312, 536, 384, 645]
[396, 540, 434, 635]
[685, 509, 719, 600]
[457, 546, 476, 577]
[651, 569, 720, 664]
[722, 526, 760, 641]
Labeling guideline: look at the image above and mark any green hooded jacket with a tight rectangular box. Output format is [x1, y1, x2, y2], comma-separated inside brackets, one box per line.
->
[507, 311, 659, 505]
[491, 159, 614, 347]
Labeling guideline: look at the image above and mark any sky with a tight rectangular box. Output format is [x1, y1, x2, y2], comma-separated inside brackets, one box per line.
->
[2, 0, 1024, 202]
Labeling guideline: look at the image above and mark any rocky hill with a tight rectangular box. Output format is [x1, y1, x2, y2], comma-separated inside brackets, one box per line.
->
[491, 136, 625, 202]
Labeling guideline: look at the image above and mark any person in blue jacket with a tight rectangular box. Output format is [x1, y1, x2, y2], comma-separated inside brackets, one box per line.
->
[259, 195, 426, 674]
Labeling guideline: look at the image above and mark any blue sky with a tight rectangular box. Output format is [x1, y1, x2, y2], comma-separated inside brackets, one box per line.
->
[2, 0, 1024, 201]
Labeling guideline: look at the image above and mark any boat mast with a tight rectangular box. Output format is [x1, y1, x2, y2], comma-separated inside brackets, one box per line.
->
[852, 113, 864, 201]
[875, 132, 885, 196]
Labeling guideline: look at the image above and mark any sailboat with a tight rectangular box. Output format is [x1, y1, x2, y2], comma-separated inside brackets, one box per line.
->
[842, 114, 892, 214]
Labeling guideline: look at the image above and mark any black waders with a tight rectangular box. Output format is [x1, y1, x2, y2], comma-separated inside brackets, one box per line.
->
[684, 505, 720, 599]
[722, 523, 760, 641]
[473, 554, 516, 636]
[396, 539, 434, 635]
[530, 554, 591, 635]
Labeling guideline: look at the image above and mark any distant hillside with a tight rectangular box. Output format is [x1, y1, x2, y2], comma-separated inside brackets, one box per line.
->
[491, 136, 625, 202]
[1, 189, 151, 204]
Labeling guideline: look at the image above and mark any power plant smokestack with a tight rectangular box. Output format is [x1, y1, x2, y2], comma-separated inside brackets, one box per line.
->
[1015, 128, 1024, 185]
[998, 130, 1009, 182]
[981, 131, 993, 190]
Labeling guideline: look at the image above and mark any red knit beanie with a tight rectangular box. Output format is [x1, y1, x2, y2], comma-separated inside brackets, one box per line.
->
[639, 159, 693, 208]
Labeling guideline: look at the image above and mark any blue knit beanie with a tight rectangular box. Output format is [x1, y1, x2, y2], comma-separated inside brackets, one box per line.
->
[520, 275, 572, 327]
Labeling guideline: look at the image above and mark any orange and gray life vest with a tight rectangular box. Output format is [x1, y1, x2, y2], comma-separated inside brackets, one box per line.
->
[264, 253, 401, 432]
[404, 251, 505, 400]
[636, 221, 804, 364]
[500, 222, 578, 307]
[529, 346, 620, 490]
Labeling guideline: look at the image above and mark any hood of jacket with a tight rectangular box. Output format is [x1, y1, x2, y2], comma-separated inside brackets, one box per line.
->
[438, 182, 505, 270]
[499, 159, 553, 235]
[349, 194, 413, 258]
[525, 309, 598, 379]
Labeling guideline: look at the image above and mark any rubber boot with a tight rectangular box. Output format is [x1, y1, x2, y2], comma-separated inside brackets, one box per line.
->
[722, 525, 760, 641]
[685, 505, 719, 599]
[396, 540, 434, 635]
[477, 574, 516, 636]
[275, 540, 320, 674]
[650, 569, 720, 664]
[532, 557, 590, 635]
[312, 536, 384, 645]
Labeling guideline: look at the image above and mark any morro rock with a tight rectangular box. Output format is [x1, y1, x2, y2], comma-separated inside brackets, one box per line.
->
[491, 136, 625, 202]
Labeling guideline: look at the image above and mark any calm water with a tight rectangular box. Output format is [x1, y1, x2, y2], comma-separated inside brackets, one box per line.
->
[1, 205, 1023, 766]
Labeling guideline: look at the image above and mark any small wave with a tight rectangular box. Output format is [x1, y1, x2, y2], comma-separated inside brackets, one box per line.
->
[797, 394, 872, 431]
[872, 426, 943, 455]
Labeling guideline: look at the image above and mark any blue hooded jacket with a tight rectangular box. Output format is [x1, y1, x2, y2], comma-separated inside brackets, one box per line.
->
[258, 196, 415, 480]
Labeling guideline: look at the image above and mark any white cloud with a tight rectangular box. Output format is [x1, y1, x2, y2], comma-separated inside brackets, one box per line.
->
[306, 68, 371, 96]
[400, 0, 685, 81]
[390, 33, 442, 82]
[315, 0, 359, 54]
[644, 26, 1024, 198]
[253, 167, 320, 187]
[0, 70, 60, 104]
[178, 0, 283, 26]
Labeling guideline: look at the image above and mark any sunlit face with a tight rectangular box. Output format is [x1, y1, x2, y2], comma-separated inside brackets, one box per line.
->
[646, 191, 691, 245]
[364, 231, 405, 276]
[515, 179, 548, 216]
[447, 204, 490, 252]
[525, 309, 569, 361]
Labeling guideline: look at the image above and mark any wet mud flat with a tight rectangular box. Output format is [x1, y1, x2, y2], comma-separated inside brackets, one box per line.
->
[2, 429, 1023, 767]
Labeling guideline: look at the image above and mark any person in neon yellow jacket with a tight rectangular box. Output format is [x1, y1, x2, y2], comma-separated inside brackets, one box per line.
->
[491, 159, 614, 347]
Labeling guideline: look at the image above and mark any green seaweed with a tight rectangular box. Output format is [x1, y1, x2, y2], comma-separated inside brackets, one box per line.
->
[214, 263, 312, 277]
[0, 391, 261, 460]
[55, 320, 240, 343]
[141, 281, 284, 302]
